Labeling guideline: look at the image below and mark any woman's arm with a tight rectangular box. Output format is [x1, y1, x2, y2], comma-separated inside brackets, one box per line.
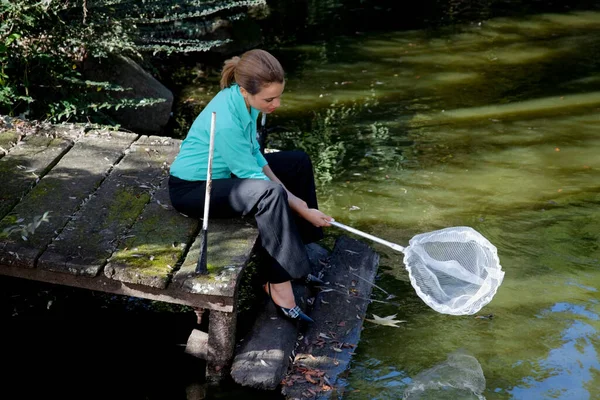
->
[263, 164, 331, 228]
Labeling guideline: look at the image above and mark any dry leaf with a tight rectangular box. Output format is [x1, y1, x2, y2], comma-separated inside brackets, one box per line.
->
[365, 314, 406, 328]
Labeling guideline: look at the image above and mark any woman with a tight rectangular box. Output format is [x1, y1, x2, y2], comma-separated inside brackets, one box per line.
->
[169, 49, 332, 323]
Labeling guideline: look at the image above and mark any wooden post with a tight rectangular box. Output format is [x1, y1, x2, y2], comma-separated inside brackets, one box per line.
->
[206, 309, 237, 383]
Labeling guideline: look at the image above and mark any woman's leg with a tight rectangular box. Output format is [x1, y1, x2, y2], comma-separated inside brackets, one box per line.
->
[264, 151, 324, 244]
[169, 175, 311, 280]
[169, 174, 312, 318]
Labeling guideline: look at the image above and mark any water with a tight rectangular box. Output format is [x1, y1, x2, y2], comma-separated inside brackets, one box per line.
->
[249, 5, 599, 399]
[253, 8, 600, 400]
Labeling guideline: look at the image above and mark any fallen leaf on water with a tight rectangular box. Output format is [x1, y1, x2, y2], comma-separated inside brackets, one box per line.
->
[365, 314, 406, 328]
[305, 374, 317, 384]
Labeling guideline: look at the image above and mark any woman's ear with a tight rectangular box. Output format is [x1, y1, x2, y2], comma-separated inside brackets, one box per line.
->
[239, 86, 248, 98]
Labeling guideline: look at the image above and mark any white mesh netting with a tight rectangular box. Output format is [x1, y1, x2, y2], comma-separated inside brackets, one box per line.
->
[403, 226, 504, 315]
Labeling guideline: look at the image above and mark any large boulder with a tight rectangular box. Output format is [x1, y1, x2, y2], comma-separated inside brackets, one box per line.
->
[83, 55, 173, 134]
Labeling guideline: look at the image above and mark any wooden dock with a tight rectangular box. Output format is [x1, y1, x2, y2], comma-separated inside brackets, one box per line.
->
[0, 118, 381, 393]
[0, 120, 258, 382]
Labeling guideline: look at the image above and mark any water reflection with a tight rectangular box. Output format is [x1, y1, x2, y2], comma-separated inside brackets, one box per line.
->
[508, 302, 600, 399]
[403, 351, 486, 400]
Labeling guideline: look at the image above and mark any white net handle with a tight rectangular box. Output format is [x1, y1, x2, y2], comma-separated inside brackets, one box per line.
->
[329, 220, 405, 252]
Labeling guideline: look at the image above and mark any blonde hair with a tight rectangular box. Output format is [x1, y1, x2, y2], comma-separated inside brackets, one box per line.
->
[220, 49, 284, 94]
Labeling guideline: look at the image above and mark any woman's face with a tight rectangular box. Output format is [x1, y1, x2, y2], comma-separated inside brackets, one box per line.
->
[242, 82, 285, 114]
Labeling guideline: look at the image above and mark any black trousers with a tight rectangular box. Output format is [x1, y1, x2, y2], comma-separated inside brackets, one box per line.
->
[168, 151, 323, 283]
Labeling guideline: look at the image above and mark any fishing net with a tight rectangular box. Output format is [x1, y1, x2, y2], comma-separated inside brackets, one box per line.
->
[403, 351, 486, 400]
[403, 226, 504, 316]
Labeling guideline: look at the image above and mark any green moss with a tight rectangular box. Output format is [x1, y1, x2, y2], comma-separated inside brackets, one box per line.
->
[111, 243, 181, 275]
[0, 130, 19, 149]
[105, 187, 149, 226]
[108, 202, 202, 278]
[23, 135, 53, 147]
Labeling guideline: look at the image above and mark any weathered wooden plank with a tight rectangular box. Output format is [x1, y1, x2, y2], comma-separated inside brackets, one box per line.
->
[37, 136, 178, 277]
[282, 236, 379, 400]
[0, 130, 138, 269]
[0, 133, 73, 219]
[230, 244, 329, 390]
[172, 218, 259, 297]
[104, 142, 200, 289]
[230, 286, 305, 390]
[0, 262, 234, 312]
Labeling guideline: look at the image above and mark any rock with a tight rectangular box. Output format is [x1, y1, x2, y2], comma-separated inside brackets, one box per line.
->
[83, 55, 173, 134]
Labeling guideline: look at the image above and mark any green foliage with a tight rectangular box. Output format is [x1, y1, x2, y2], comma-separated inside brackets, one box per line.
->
[270, 103, 354, 185]
[269, 98, 407, 185]
[0, 0, 142, 121]
[0, 0, 266, 122]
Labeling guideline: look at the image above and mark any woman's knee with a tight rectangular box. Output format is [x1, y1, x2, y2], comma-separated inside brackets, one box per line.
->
[256, 182, 288, 211]
[266, 182, 288, 199]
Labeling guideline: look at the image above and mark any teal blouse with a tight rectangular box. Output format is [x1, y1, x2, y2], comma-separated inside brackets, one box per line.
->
[170, 84, 269, 181]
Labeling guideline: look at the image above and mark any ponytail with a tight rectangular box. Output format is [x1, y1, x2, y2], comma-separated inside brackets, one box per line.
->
[220, 56, 240, 89]
[219, 49, 284, 94]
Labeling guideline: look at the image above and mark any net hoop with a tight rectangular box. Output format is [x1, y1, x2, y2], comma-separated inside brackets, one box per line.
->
[403, 226, 505, 315]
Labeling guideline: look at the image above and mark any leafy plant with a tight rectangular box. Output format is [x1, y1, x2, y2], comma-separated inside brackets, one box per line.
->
[0, 0, 266, 123]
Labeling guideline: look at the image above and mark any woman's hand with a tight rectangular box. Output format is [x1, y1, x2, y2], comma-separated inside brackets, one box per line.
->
[301, 208, 333, 228]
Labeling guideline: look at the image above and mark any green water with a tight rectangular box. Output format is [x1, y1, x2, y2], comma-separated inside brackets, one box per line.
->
[183, 9, 600, 399]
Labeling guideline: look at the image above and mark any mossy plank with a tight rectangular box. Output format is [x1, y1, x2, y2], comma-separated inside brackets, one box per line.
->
[0, 130, 138, 269]
[282, 236, 380, 400]
[104, 140, 200, 289]
[37, 136, 179, 277]
[172, 218, 259, 297]
[0, 134, 72, 220]
[0, 130, 20, 157]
